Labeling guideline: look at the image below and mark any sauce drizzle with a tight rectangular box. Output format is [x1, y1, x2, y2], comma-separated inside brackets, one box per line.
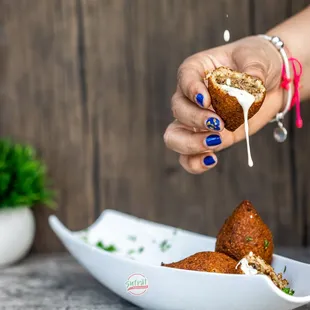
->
[220, 84, 255, 167]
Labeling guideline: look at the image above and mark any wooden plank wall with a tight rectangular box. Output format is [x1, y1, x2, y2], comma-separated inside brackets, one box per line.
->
[0, 0, 309, 252]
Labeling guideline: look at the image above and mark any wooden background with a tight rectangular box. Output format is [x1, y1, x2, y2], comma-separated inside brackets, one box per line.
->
[0, 0, 309, 253]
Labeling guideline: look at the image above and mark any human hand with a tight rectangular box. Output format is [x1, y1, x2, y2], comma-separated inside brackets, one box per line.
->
[164, 35, 284, 174]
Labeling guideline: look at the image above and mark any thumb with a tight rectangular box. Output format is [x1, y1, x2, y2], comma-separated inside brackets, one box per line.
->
[240, 61, 267, 85]
[234, 49, 268, 85]
[232, 40, 280, 91]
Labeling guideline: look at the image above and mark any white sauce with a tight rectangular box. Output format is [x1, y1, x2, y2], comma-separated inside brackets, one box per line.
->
[220, 85, 255, 167]
[236, 258, 258, 275]
[236, 252, 257, 275]
[223, 30, 230, 42]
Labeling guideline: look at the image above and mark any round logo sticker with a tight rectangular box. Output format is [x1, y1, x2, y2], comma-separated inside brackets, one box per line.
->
[126, 273, 149, 296]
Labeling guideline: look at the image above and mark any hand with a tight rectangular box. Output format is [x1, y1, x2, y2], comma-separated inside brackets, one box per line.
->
[164, 35, 283, 174]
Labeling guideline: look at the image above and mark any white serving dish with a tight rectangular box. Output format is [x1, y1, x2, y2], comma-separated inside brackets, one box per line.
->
[49, 209, 310, 310]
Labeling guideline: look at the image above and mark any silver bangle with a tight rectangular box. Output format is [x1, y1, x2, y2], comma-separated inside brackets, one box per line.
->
[258, 34, 292, 143]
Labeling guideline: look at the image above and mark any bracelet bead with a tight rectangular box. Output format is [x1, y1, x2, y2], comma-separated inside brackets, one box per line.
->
[271, 36, 284, 50]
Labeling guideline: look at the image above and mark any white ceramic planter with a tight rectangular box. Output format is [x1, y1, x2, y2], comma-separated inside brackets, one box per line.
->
[0, 207, 35, 267]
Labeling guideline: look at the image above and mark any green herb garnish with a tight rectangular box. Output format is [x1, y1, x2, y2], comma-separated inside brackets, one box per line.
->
[81, 235, 88, 242]
[0, 139, 55, 209]
[264, 239, 269, 250]
[173, 229, 178, 236]
[245, 236, 253, 242]
[282, 287, 295, 296]
[128, 235, 137, 242]
[159, 240, 171, 252]
[283, 265, 287, 273]
[128, 247, 144, 255]
[96, 241, 117, 252]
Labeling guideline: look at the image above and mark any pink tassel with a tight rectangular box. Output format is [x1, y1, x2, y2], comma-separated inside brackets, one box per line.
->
[290, 58, 303, 128]
[280, 57, 303, 128]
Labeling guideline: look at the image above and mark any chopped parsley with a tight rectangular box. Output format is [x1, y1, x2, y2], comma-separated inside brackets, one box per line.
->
[283, 265, 287, 273]
[282, 287, 295, 296]
[245, 236, 253, 242]
[96, 241, 117, 252]
[264, 239, 269, 250]
[173, 229, 178, 236]
[159, 240, 171, 252]
[127, 247, 144, 255]
[128, 235, 137, 242]
[81, 235, 88, 242]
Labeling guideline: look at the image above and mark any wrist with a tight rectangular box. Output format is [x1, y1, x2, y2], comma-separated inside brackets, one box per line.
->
[258, 35, 292, 116]
[266, 6, 310, 102]
[254, 35, 283, 91]
[259, 34, 303, 140]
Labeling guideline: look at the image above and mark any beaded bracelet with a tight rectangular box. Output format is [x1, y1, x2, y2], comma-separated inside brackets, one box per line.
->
[259, 35, 303, 142]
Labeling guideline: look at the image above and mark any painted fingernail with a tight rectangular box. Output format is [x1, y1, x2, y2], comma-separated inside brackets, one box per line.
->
[196, 93, 204, 107]
[206, 134, 221, 146]
[205, 117, 221, 131]
[203, 156, 216, 166]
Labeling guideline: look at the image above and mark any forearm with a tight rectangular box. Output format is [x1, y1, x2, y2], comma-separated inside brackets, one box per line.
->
[267, 5, 310, 101]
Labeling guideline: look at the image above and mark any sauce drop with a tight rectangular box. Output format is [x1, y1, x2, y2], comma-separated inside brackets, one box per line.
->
[220, 85, 255, 167]
[223, 30, 230, 42]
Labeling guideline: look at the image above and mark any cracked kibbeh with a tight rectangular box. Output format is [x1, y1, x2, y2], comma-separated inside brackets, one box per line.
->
[237, 252, 288, 290]
[206, 66, 266, 131]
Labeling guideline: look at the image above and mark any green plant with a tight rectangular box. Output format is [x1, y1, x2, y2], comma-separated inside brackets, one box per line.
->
[0, 139, 55, 209]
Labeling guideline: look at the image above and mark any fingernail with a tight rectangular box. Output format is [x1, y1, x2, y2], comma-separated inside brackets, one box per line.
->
[203, 155, 216, 166]
[206, 134, 221, 146]
[205, 117, 221, 131]
[196, 93, 204, 107]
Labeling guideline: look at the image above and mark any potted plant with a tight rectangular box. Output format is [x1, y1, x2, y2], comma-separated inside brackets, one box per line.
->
[0, 139, 55, 267]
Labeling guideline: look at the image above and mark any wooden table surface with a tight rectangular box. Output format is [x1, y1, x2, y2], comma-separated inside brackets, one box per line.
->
[1, 249, 310, 310]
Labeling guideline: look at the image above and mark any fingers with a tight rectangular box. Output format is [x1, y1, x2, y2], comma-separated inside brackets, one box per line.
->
[164, 120, 235, 174]
[164, 120, 235, 155]
[177, 57, 211, 108]
[179, 153, 217, 174]
[164, 121, 235, 155]
[171, 92, 224, 131]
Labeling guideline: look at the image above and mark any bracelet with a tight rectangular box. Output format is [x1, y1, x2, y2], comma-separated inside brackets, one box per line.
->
[258, 34, 303, 143]
[258, 35, 291, 142]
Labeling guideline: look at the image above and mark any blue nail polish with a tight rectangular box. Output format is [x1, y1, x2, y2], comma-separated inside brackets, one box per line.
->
[206, 134, 221, 146]
[203, 156, 216, 166]
[206, 117, 221, 131]
[196, 93, 204, 107]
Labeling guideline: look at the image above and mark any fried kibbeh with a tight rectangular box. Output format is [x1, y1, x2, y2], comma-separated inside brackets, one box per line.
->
[206, 66, 266, 131]
[215, 200, 274, 264]
[161, 251, 242, 274]
[237, 252, 289, 290]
